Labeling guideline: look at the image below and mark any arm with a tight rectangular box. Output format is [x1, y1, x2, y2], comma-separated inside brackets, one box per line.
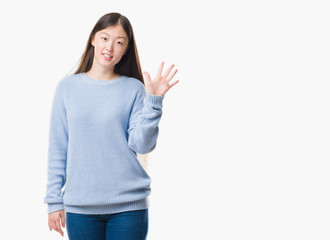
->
[44, 81, 68, 214]
[127, 85, 164, 154]
[127, 61, 179, 154]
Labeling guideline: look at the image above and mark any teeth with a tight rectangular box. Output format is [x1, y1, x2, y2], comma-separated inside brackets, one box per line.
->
[104, 54, 112, 58]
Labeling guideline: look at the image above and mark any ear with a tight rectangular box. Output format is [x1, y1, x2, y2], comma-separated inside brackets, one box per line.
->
[91, 35, 95, 47]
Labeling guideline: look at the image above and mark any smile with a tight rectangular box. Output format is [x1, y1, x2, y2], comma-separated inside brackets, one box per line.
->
[103, 54, 113, 60]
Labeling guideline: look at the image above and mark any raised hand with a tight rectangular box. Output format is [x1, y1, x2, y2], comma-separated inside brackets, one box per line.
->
[143, 61, 179, 96]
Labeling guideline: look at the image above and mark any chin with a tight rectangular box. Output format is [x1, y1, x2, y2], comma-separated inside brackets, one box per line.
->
[101, 58, 116, 65]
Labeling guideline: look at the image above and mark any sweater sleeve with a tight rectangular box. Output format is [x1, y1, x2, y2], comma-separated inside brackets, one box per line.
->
[43, 81, 68, 214]
[127, 85, 164, 154]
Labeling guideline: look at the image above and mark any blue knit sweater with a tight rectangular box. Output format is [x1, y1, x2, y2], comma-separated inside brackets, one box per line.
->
[44, 72, 164, 214]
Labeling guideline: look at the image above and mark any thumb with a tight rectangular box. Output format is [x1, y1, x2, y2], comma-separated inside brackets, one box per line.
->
[143, 72, 151, 83]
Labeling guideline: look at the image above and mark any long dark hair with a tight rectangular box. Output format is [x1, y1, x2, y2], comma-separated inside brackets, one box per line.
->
[74, 12, 144, 84]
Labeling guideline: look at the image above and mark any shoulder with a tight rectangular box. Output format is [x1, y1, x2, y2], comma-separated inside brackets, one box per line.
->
[125, 76, 145, 89]
[121, 77, 147, 104]
[124, 76, 146, 94]
[61, 73, 82, 84]
[56, 73, 81, 91]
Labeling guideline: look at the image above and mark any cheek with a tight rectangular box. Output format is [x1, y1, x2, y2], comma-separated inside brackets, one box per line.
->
[117, 47, 126, 55]
[95, 42, 106, 52]
[94, 45, 101, 54]
[112, 48, 125, 56]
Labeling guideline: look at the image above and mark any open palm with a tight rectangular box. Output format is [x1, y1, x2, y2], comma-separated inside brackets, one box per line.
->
[143, 61, 179, 96]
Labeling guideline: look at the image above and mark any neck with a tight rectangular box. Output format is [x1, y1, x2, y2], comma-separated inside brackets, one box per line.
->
[86, 64, 121, 81]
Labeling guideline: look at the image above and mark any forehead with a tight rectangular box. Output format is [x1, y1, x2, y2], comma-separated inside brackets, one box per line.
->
[98, 25, 127, 39]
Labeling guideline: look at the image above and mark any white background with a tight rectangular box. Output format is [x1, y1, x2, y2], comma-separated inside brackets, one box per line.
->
[0, 0, 329, 239]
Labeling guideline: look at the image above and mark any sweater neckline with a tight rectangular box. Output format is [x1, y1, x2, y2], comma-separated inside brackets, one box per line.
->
[81, 72, 126, 85]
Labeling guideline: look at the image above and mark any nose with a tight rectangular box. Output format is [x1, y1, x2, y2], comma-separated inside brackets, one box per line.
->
[106, 40, 115, 52]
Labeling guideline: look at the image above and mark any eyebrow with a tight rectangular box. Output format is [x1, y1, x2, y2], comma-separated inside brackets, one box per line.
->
[100, 32, 126, 40]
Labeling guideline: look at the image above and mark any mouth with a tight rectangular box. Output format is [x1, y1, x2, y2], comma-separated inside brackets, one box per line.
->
[102, 53, 113, 60]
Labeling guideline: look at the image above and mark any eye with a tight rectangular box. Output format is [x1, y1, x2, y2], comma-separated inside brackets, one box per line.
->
[117, 41, 123, 45]
[101, 37, 107, 40]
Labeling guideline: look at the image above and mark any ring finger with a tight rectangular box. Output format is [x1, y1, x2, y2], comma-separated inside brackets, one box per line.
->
[167, 68, 178, 82]
[163, 64, 175, 78]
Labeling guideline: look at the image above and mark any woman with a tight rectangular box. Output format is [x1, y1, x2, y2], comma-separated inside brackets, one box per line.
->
[44, 12, 179, 240]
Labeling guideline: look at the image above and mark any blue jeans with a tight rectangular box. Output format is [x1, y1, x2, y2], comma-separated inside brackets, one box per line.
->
[66, 209, 148, 240]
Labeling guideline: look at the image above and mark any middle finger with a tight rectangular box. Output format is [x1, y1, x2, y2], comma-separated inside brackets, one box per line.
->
[55, 221, 63, 236]
[156, 61, 165, 78]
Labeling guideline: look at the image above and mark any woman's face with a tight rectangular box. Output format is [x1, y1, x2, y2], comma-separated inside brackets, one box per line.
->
[91, 24, 129, 69]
